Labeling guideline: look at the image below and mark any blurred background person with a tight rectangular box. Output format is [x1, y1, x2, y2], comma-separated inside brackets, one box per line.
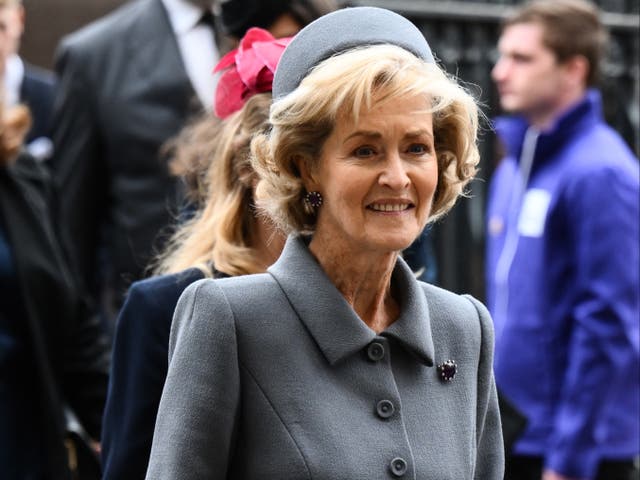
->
[49, 0, 225, 330]
[48, 0, 337, 331]
[221, 0, 338, 39]
[0, 0, 55, 161]
[0, 94, 109, 477]
[101, 28, 291, 480]
[486, 1, 640, 479]
[146, 7, 503, 479]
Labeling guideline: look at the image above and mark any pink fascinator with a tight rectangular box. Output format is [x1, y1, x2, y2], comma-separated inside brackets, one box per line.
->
[214, 27, 293, 119]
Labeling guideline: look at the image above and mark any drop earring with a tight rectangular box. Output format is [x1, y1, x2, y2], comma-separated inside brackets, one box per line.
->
[303, 191, 323, 215]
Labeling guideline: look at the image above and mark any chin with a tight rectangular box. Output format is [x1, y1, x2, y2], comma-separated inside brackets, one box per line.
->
[367, 235, 416, 254]
[499, 98, 523, 114]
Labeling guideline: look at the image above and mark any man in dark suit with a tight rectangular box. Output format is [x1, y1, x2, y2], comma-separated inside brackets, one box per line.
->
[50, 0, 224, 325]
[0, 0, 56, 158]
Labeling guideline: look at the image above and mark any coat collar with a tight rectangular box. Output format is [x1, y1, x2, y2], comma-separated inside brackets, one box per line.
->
[126, 0, 195, 105]
[494, 88, 603, 166]
[268, 235, 435, 367]
[128, 0, 179, 58]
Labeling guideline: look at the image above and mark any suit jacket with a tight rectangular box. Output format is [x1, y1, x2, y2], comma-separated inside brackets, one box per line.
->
[50, 0, 201, 313]
[0, 152, 110, 477]
[101, 267, 205, 480]
[147, 235, 504, 479]
[20, 64, 56, 144]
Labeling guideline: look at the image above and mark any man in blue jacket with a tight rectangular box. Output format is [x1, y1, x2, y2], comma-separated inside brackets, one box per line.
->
[486, 1, 639, 479]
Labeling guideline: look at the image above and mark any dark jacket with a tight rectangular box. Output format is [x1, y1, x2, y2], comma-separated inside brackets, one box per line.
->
[0, 152, 110, 478]
[101, 267, 205, 480]
[147, 235, 504, 479]
[50, 0, 202, 315]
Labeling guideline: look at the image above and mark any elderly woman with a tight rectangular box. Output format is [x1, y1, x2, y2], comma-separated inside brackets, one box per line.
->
[146, 7, 504, 480]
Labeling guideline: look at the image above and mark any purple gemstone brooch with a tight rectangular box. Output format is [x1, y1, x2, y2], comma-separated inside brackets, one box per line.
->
[437, 359, 457, 382]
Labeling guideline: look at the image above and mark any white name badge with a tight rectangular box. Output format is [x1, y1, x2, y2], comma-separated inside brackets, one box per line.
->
[518, 189, 551, 237]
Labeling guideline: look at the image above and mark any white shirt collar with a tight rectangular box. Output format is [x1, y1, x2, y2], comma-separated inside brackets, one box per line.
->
[3, 54, 24, 107]
[162, 0, 213, 35]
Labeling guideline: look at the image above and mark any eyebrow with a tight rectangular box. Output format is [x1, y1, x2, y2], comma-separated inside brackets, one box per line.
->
[344, 130, 382, 142]
[344, 129, 434, 143]
[405, 130, 434, 140]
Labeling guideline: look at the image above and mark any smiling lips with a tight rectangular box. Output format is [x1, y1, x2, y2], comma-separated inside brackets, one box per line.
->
[368, 202, 414, 212]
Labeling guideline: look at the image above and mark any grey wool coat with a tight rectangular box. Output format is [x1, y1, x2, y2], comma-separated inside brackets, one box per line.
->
[146, 235, 504, 479]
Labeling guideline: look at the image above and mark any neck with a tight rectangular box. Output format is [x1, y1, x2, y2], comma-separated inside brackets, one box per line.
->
[528, 87, 586, 130]
[309, 231, 400, 334]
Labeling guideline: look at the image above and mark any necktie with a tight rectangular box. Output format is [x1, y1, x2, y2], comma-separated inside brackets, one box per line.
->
[199, 10, 215, 30]
[199, 10, 217, 49]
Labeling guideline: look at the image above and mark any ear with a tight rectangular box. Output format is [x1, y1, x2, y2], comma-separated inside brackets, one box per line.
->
[562, 55, 589, 90]
[293, 155, 321, 192]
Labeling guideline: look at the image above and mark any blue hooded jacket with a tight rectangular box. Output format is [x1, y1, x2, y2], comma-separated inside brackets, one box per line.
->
[486, 89, 639, 478]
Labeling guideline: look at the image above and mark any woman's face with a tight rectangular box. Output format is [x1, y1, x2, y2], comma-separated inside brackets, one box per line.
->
[308, 94, 438, 255]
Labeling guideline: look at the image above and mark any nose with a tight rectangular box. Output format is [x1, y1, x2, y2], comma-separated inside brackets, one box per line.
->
[492, 57, 507, 82]
[491, 56, 509, 82]
[379, 152, 410, 190]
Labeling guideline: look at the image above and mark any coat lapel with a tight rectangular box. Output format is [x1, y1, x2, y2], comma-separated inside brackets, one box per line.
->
[268, 236, 376, 366]
[126, 0, 199, 112]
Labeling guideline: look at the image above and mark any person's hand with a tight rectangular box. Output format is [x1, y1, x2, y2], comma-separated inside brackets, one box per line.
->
[90, 440, 101, 455]
[542, 469, 587, 480]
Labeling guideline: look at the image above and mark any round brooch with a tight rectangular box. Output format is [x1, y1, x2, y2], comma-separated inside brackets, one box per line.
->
[437, 359, 457, 382]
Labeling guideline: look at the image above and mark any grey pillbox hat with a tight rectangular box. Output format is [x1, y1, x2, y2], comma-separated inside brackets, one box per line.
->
[272, 6, 435, 99]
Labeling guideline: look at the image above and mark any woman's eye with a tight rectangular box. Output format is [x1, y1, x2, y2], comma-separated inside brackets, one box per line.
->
[407, 144, 430, 154]
[354, 146, 376, 157]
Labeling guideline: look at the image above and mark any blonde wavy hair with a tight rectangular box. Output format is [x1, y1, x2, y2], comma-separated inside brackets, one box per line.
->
[0, 101, 30, 167]
[252, 44, 480, 234]
[151, 93, 272, 277]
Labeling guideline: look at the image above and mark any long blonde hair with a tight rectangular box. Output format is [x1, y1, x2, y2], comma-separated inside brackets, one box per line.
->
[152, 93, 272, 277]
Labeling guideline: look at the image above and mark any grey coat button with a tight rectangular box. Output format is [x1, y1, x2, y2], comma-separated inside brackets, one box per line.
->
[390, 457, 407, 477]
[376, 399, 395, 419]
[367, 342, 385, 361]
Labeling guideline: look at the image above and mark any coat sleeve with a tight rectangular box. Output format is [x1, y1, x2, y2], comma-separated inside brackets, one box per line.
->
[61, 295, 111, 439]
[101, 281, 175, 480]
[50, 40, 107, 293]
[464, 295, 505, 480]
[146, 279, 241, 480]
